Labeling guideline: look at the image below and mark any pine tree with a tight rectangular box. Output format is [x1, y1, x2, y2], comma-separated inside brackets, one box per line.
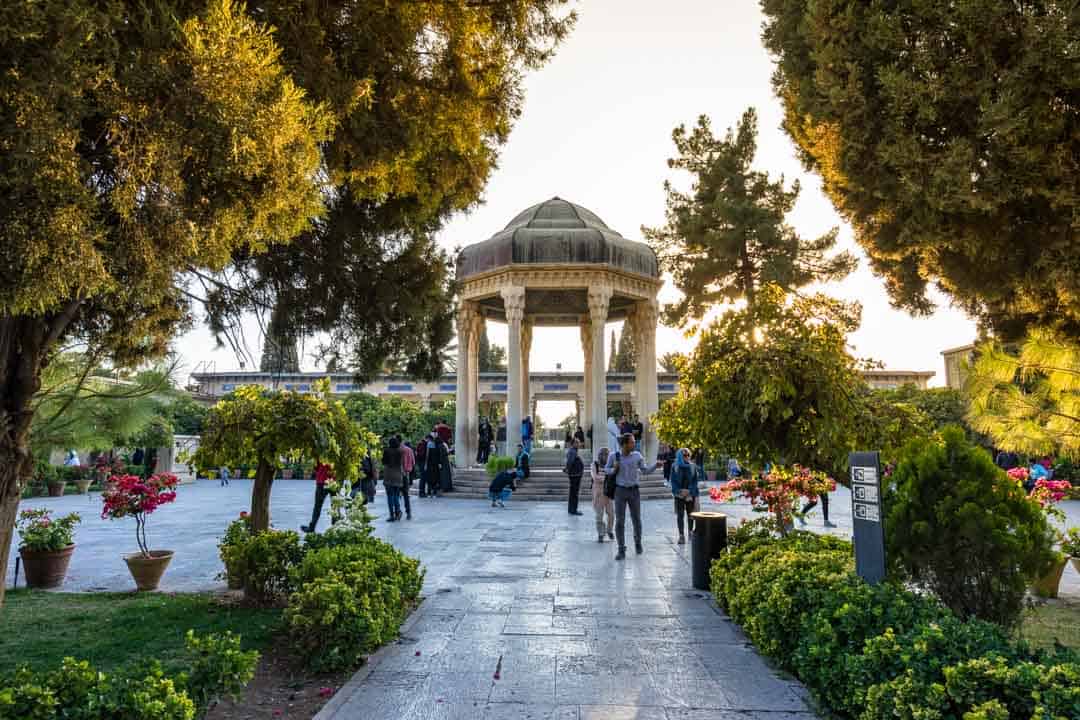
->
[761, 0, 1078, 339]
[613, 322, 636, 372]
[967, 329, 1080, 455]
[478, 325, 507, 373]
[259, 305, 300, 374]
[608, 330, 619, 372]
[644, 108, 855, 326]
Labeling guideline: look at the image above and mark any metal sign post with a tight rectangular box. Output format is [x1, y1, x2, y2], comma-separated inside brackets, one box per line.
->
[849, 451, 886, 584]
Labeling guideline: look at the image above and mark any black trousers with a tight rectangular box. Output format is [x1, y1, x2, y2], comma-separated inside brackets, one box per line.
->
[802, 492, 830, 522]
[568, 475, 582, 513]
[477, 440, 491, 464]
[614, 485, 642, 550]
[674, 496, 695, 536]
[403, 481, 412, 516]
[307, 484, 330, 530]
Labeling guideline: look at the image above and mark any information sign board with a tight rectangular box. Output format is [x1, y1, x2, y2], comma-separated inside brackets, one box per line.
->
[849, 451, 886, 584]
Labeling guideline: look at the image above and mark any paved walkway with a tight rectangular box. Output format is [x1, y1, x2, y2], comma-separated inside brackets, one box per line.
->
[9, 480, 1080, 719]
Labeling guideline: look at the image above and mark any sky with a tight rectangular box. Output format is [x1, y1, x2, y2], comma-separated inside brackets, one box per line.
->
[175, 0, 978, 425]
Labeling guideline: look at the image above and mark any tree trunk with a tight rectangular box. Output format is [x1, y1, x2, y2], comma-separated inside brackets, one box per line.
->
[250, 457, 275, 533]
[739, 239, 756, 314]
[0, 315, 55, 607]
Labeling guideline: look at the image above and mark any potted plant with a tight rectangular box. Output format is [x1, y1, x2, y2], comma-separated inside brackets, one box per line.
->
[218, 512, 252, 590]
[1010, 468, 1072, 597]
[42, 464, 66, 497]
[101, 472, 179, 591]
[15, 509, 81, 588]
[72, 465, 93, 494]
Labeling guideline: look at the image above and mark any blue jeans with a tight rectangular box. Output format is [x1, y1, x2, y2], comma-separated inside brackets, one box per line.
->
[386, 486, 402, 516]
[523, 438, 532, 453]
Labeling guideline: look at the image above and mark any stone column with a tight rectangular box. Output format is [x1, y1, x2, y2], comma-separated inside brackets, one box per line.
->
[588, 286, 612, 453]
[521, 319, 533, 422]
[501, 286, 526, 457]
[467, 313, 484, 465]
[579, 317, 593, 448]
[636, 299, 660, 463]
[454, 303, 477, 467]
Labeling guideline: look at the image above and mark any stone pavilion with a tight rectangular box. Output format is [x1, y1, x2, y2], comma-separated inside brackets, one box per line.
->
[453, 197, 663, 466]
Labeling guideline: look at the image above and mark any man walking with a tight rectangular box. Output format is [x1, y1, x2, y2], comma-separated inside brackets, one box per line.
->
[604, 433, 659, 560]
[564, 439, 584, 515]
[300, 462, 333, 533]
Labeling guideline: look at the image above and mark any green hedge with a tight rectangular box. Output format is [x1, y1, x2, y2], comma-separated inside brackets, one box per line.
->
[284, 537, 424, 672]
[485, 455, 516, 478]
[711, 532, 1080, 719]
[221, 520, 424, 673]
[0, 631, 257, 720]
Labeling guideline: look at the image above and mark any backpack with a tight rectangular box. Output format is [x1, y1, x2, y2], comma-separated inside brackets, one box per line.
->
[603, 453, 621, 499]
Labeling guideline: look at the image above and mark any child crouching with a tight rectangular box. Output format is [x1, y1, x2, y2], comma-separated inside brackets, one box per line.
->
[489, 468, 522, 508]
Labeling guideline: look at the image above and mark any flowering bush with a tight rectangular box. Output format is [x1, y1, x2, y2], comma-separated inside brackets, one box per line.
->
[709, 465, 834, 535]
[1007, 465, 1070, 518]
[1061, 527, 1080, 558]
[1006, 466, 1029, 484]
[101, 473, 178, 557]
[15, 509, 80, 552]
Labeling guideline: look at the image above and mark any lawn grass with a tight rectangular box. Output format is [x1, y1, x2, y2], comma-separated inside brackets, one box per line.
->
[0, 590, 281, 675]
[1019, 601, 1080, 651]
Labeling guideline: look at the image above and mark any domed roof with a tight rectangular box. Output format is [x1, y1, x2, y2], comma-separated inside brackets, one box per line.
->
[456, 197, 659, 280]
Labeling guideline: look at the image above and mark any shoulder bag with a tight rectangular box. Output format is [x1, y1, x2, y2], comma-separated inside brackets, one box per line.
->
[603, 455, 619, 499]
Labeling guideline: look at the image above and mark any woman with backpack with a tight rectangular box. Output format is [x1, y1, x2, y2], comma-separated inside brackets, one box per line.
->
[669, 448, 699, 545]
[382, 437, 404, 521]
[590, 447, 615, 543]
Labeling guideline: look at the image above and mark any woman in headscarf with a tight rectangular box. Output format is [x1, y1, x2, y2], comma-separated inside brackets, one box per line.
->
[606, 417, 620, 451]
[590, 447, 615, 543]
[670, 448, 699, 545]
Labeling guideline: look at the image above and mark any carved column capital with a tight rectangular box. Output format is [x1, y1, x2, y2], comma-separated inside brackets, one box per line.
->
[587, 286, 613, 323]
[579, 316, 593, 352]
[456, 302, 480, 340]
[636, 298, 659, 329]
[500, 285, 526, 325]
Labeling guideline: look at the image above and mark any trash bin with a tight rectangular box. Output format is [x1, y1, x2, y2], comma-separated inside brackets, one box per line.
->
[690, 511, 728, 590]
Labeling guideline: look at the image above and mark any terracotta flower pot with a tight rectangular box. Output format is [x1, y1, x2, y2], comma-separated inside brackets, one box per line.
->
[19, 544, 75, 589]
[124, 550, 174, 591]
[47, 481, 67, 497]
[74, 478, 93, 494]
[1031, 556, 1068, 599]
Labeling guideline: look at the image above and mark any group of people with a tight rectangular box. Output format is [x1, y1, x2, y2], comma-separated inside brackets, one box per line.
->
[300, 422, 458, 533]
[995, 450, 1057, 491]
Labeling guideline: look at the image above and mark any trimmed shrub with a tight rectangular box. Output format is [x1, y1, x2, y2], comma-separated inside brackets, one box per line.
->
[711, 531, 852, 663]
[885, 427, 1057, 627]
[178, 630, 258, 716]
[284, 538, 424, 672]
[241, 529, 304, 603]
[710, 531, 1080, 720]
[485, 455, 516, 478]
[0, 632, 254, 720]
